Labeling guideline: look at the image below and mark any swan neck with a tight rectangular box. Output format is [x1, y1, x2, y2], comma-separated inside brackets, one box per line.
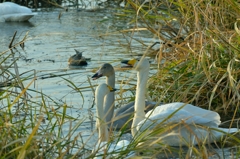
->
[106, 74, 115, 87]
[96, 89, 109, 142]
[104, 74, 115, 125]
[132, 68, 149, 136]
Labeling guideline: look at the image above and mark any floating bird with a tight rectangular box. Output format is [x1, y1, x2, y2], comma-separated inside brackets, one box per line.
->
[68, 49, 87, 66]
[121, 57, 238, 146]
[92, 63, 157, 130]
[92, 83, 134, 158]
[0, 2, 36, 22]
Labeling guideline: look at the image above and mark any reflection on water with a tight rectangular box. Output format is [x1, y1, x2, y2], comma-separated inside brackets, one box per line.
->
[1, 8, 236, 158]
[0, 21, 34, 47]
[1, 21, 35, 27]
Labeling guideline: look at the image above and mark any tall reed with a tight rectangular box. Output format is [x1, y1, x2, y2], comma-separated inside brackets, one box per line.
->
[120, 0, 240, 120]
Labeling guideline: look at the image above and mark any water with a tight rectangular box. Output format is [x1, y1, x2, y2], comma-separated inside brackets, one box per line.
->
[0, 8, 238, 159]
[0, 8, 155, 154]
[0, 10, 130, 103]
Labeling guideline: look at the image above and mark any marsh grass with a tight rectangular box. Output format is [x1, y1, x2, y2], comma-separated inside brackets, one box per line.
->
[0, 32, 96, 158]
[0, 67, 82, 158]
[105, 0, 240, 158]
[117, 0, 240, 119]
[1, 0, 240, 158]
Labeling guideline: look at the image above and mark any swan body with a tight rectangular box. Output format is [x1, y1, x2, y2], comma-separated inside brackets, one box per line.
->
[68, 49, 87, 66]
[93, 83, 134, 158]
[92, 63, 156, 129]
[122, 57, 238, 146]
[0, 2, 36, 22]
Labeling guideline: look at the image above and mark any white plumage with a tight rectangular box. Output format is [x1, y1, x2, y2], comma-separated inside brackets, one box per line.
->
[138, 102, 220, 130]
[92, 83, 135, 158]
[0, 2, 36, 22]
[122, 57, 238, 146]
[92, 63, 156, 130]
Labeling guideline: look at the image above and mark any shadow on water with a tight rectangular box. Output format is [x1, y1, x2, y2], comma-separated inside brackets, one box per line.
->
[2, 21, 35, 27]
[0, 22, 35, 43]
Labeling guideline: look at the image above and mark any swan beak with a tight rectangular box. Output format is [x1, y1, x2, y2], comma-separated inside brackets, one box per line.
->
[92, 70, 102, 80]
[121, 59, 137, 67]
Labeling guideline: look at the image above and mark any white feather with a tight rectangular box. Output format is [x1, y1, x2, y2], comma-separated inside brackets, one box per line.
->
[127, 57, 238, 146]
[92, 83, 135, 158]
[0, 2, 36, 22]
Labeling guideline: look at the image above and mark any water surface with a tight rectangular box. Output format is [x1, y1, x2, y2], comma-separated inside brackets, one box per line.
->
[0, 8, 155, 151]
[0, 8, 237, 158]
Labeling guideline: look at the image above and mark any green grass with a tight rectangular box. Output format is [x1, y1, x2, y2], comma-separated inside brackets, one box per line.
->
[113, 0, 240, 157]
[0, 32, 90, 158]
[1, 0, 240, 158]
[116, 0, 240, 119]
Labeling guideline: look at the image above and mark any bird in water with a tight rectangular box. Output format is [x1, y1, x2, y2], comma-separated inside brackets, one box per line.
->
[0, 2, 36, 22]
[92, 63, 157, 130]
[68, 49, 88, 66]
[121, 57, 238, 146]
[92, 83, 135, 158]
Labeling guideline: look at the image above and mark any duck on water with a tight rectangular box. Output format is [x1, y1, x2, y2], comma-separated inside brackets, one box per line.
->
[68, 49, 88, 66]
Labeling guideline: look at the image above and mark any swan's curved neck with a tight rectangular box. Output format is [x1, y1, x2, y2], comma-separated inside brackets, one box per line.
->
[96, 89, 109, 142]
[104, 73, 115, 125]
[106, 73, 115, 88]
[132, 67, 149, 136]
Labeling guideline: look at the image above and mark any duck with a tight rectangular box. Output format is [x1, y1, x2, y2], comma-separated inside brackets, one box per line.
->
[0, 2, 36, 22]
[92, 83, 135, 158]
[121, 57, 238, 146]
[92, 63, 157, 130]
[68, 49, 87, 66]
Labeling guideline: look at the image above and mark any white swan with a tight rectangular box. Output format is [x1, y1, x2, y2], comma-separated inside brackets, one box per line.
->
[68, 49, 87, 66]
[93, 83, 134, 158]
[121, 57, 238, 146]
[0, 2, 36, 22]
[92, 63, 157, 129]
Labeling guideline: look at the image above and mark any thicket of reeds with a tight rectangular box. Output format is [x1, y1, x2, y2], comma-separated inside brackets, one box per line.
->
[1, 0, 240, 158]
[0, 32, 86, 158]
[121, 0, 240, 120]
[114, 0, 240, 157]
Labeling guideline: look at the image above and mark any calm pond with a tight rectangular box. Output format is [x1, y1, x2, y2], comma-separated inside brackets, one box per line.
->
[0, 7, 238, 159]
[0, 7, 155, 153]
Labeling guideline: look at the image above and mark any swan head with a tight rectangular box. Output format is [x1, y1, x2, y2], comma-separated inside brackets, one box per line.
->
[92, 63, 114, 80]
[121, 57, 150, 71]
[95, 83, 117, 97]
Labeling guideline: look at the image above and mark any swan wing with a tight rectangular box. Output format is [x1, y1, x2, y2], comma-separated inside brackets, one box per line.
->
[138, 104, 220, 131]
[113, 101, 157, 129]
[146, 102, 220, 126]
[0, 2, 32, 15]
[115, 101, 157, 117]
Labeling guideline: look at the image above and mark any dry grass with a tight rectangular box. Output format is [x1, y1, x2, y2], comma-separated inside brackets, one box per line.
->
[1, 0, 240, 158]
[121, 0, 240, 121]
